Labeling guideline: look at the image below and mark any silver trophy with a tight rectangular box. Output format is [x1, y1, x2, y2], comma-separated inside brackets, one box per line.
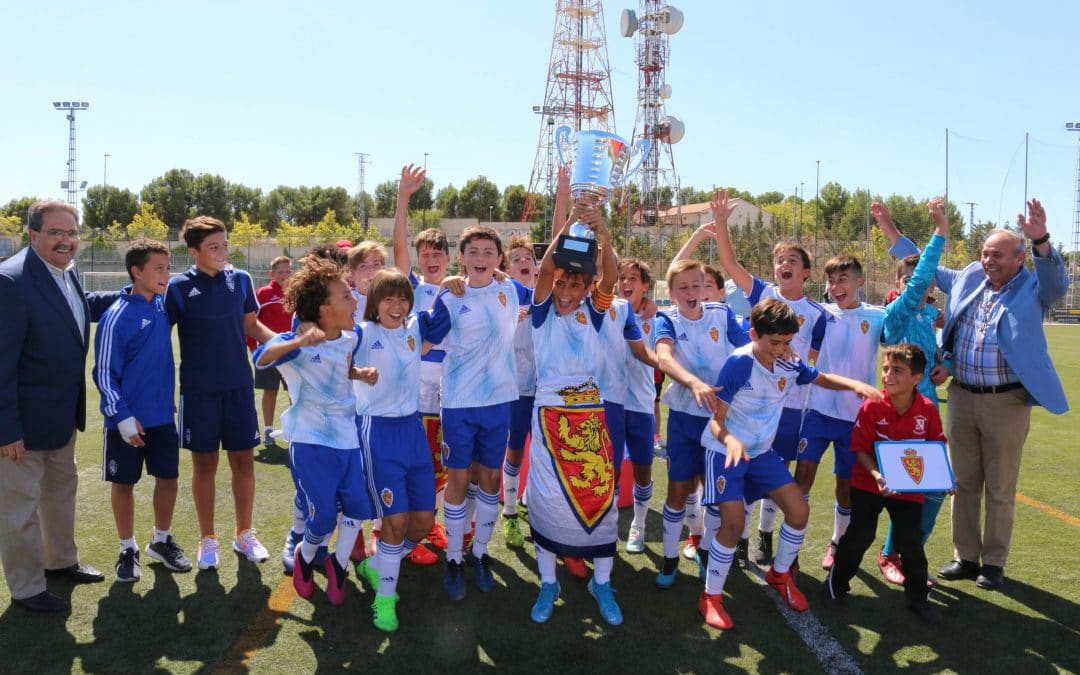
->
[553, 127, 650, 274]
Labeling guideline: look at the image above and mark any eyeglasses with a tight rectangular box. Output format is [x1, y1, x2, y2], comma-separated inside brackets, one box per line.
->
[42, 229, 80, 240]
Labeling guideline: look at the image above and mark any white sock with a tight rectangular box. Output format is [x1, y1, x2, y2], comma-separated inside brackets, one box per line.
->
[593, 556, 613, 584]
[773, 523, 806, 573]
[335, 516, 361, 568]
[444, 499, 466, 563]
[151, 528, 170, 544]
[832, 503, 851, 544]
[702, 506, 722, 553]
[502, 459, 521, 516]
[264, 425, 273, 434]
[120, 537, 137, 552]
[373, 517, 383, 532]
[759, 498, 779, 533]
[376, 541, 403, 597]
[472, 488, 500, 558]
[685, 491, 703, 537]
[632, 481, 653, 529]
[662, 505, 685, 559]
[300, 532, 326, 563]
[741, 501, 751, 539]
[292, 494, 306, 534]
[705, 539, 736, 595]
[536, 544, 558, 584]
[465, 482, 479, 530]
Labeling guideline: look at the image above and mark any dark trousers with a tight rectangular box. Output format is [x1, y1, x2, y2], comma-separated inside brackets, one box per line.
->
[829, 487, 928, 604]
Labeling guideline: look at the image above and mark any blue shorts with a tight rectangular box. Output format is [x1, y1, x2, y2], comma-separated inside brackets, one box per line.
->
[772, 407, 804, 462]
[703, 449, 794, 505]
[665, 410, 708, 482]
[102, 423, 179, 484]
[358, 414, 437, 517]
[290, 441, 373, 536]
[179, 388, 260, 452]
[798, 410, 856, 479]
[508, 396, 535, 451]
[624, 409, 655, 466]
[440, 402, 511, 470]
[603, 401, 626, 467]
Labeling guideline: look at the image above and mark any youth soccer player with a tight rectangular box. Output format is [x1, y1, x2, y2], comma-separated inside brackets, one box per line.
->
[250, 256, 293, 447]
[423, 226, 531, 600]
[253, 257, 373, 607]
[167, 216, 277, 570]
[347, 241, 387, 324]
[94, 239, 191, 581]
[698, 298, 880, 629]
[822, 344, 945, 624]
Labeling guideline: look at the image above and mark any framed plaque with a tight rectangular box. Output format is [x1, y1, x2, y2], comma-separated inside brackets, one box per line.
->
[874, 441, 954, 493]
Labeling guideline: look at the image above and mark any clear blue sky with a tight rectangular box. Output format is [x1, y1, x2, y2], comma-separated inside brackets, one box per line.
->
[2, 0, 1077, 245]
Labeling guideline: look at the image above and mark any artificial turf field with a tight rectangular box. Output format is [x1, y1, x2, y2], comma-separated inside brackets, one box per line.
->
[0, 326, 1076, 674]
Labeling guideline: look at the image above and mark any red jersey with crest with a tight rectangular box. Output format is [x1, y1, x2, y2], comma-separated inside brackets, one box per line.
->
[849, 391, 945, 504]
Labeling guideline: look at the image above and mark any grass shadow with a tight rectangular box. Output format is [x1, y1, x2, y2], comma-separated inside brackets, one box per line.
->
[0, 584, 78, 672]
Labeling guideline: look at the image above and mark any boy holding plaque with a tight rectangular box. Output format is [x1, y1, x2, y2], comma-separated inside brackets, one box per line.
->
[822, 344, 946, 624]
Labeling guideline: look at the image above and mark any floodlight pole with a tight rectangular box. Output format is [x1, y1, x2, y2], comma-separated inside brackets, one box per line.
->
[1066, 122, 1080, 309]
[53, 100, 89, 214]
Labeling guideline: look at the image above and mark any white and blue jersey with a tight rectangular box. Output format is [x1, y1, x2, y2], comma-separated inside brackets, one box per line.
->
[595, 298, 644, 406]
[353, 317, 436, 418]
[93, 291, 175, 430]
[745, 277, 827, 410]
[351, 288, 368, 326]
[408, 272, 446, 412]
[166, 266, 258, 394]
[531, 295, 605, 395]
[514, 308, 537, 396]
[424, 279, 530, 409]
[703, 344, 820, 459]
[625, 310, 658, 415]
[655, 302, 750, 417]
[807, 303, 886, 422]
[254, 331, 360, 449]
[408, 271, 440, 314]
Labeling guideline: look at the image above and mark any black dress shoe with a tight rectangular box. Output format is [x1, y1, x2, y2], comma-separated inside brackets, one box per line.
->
[938, 559, 980, 581]
[976, 564, 1004, 590]
[45, 562, 105, 583]
[13, 591, 69, 613]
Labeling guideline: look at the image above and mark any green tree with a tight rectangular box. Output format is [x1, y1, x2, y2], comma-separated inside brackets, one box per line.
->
[755, 191, 786, 206]
[0, 214, 22, 236]
[191, 173, 232, 223]
[140, 168, 196, 232]
[275, 221, 315, 254]
[229, 212, 268, 248]
[1, 197, 39, 223]
[229, 184, 263, 224]
[373, 180, 399, 218]
[435, 185, 459, 217]
[410, 178, 434, 211]
[502, 184, 528, 222]
[82, 185, 139, 231]
[312, 208, 352, 243]
[126, 203, 169, 241]
[409, 208, 443, 234]
[457, 176, 501, 220]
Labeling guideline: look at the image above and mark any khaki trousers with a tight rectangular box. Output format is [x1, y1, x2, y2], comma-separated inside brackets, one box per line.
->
[0, 431, 80, 600]
[946, 383, 1030, 568]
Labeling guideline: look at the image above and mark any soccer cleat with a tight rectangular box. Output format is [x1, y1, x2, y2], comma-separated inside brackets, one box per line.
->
[444, 559, 466, 601]
[115, 548, 141, 583]
[324, 556, 348, 606]
[464, 551, 495, 592]
[734, 538, 750, 569]
[753, 530, 773, 565]
[313, 545, 329, 569]
[233, 529, 269, 563]
[765, 566, 808, 612]
[427, 523, 449, 550]
[372, 594, 400, 632]
[698, 592, 734, 630]
[197, 536, 220, 570]
[293, 544, 315, 599]
[146, 536, 192, 572]
[281, 531, 303, 574]
[653, 435, 667, 459]
[503, 515, 525, 549]
[563, 556, 588, 579]
[625, 525, 646, 554]
[404, 543, 439, 566]
[681, 534, 702, 560]
[531, 582, 560, 623]
[516, 501, 529, 520]
[877, 550, 905, 586]
[821, 542, 838, 571]
[356, 558, 380, 593]
[350, 529, 368, 562]
[655, 557, 679, 588]
[263, 430, 276, 447]
[588, 578, 623, 626]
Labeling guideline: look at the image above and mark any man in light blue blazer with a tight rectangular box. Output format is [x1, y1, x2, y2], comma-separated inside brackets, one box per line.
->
[892, 198, 1069, 590]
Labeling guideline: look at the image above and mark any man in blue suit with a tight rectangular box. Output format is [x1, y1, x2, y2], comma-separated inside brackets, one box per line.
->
[891, 198, 1069, 591]
[0, 200, 105, 613]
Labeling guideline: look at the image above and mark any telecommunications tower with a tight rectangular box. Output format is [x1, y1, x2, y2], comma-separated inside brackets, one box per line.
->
[522, 0, 617, 232]
[620, 3, 684, 232]
[1067, 122, 1080, 309]
[53, 100, 90, 215]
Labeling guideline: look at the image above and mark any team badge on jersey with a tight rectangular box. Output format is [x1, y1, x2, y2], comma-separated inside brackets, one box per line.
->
[422, 414, 448, 493]
[861, 319, 870, 334]
[381, 488, 394, 507]
[709, 326, 719, 343]
[575, 311, 587, 325]
[407, 335, 416, 352]
[797, 315, 805, 326]
[226, 273, 236, 293]
[498, 291, 507, 307]
[778, 376, 787, 392]
[902, 448, 924, 484]
[798, 438, 808, 454]
[609, 308, 616, 321]
[715, 476, 726, 494]
[539, 406, 615, 532]
[913, 416, 926, 434]
[643, 323, 651, 335]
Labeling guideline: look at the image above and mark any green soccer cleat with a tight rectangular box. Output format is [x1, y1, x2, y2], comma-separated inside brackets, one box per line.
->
[356, 558, 380, 593]
[371, 594, 399, 632]
[503, 515, 525, 549]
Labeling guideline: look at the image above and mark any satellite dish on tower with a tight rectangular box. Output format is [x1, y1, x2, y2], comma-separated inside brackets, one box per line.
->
[659, 5, 684, 35]
[659, 84, 672, 99]
[657, 115, 685, 144]
[620, 9, 638, 37]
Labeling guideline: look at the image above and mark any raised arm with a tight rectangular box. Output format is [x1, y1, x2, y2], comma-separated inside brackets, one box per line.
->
[1018, 199, 1069, 307]
[710, 189, 754, 295]
[870, 202, 902, 248]
[551, 165, 571, 234]
[673, 221, 717, 263]
[392, 163, 427, 275]
[534, 193, 588, 305]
